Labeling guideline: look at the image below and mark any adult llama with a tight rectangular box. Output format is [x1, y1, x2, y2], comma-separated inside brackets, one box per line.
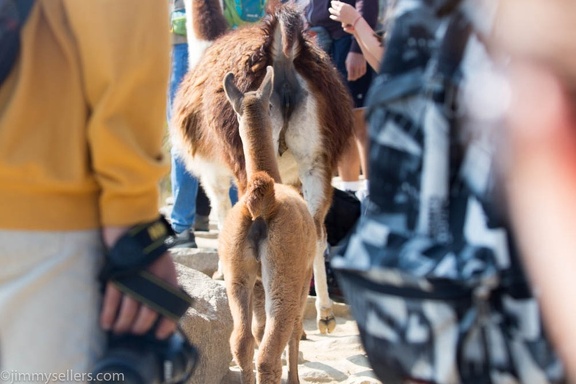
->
[171, 0, 355, 333]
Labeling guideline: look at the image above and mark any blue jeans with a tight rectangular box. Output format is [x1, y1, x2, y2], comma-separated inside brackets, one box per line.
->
[169, 43, 199, 234]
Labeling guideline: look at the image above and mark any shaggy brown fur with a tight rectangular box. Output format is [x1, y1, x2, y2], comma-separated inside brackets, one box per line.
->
[172, 4, 353, 194]
[171, 1, 355, 334]
[188, 0, 228, 40]
[219, 67, 316, 384]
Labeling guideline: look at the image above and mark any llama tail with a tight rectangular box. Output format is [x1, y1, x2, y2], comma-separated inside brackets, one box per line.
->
[245, 171, 278, 221]
[184, 0, 228, 69]
[267, 3, 307, 155]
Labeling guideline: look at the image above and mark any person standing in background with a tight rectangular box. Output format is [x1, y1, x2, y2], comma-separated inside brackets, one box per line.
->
[306, 0, 378, 198]
[168, 0, 213, 249]
[328, 0, 384, 72]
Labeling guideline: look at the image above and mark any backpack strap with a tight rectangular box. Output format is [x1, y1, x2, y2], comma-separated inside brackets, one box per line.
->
[0, 0, 35, 85]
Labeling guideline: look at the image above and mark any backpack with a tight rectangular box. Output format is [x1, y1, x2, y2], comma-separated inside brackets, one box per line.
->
[325, 187, 361, 247]
[170, 0, 187, 36]
[330, 1, 566, 383]
[308, 187, 361, 302]
[0, 0, 35, 85]
[222, 0, 266, 28]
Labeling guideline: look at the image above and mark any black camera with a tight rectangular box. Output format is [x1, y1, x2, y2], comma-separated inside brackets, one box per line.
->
[91, 329, 197, 384]
[92, 216, 198, 383]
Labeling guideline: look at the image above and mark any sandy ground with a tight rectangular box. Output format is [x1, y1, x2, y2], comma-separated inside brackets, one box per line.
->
[220, 300, 382, 384]
[192, 225, 382, 384]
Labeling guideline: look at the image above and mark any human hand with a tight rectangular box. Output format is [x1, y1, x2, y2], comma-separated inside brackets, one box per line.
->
[345, 51, 367, 81]
[100, 252, 179, 339]
[329, 1, 361, 34]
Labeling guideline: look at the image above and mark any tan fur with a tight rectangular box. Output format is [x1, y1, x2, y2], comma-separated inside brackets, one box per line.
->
[171, 1, 354, 333]
[219, 67, 316, 384]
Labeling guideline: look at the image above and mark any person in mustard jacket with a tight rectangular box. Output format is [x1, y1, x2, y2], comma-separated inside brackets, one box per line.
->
[0, 0, 180, 375]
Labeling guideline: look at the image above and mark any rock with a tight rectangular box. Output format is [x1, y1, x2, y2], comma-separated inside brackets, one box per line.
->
[194, 229, 220, 240]
[171, 247, 219, 277]
[177, 264, 233, 384]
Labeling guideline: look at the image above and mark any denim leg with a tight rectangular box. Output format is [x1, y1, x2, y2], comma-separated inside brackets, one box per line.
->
[168, 43, 190, 115]
[330, 34, 352, 81]
[170, 152, 199, 233]
[169, 43, 199, 233]
[229, 184, 238, 206]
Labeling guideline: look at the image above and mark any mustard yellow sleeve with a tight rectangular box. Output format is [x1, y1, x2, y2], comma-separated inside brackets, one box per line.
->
[64, 0, 171, 226]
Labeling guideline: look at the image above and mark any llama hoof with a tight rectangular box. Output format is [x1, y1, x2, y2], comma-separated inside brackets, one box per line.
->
[317, 314, 336, 334]
[300, 330, 307, 340]
[212, 270, 225, 280]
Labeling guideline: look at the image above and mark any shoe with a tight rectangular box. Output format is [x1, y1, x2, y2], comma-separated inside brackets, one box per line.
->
[169, 230, 198, 249]
[194, 214, 210, 232]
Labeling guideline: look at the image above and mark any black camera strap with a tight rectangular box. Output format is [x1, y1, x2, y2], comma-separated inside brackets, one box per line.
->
[103, 215, 175, 274]
[100, 216, 194, 321]
[113, 271, 193, 321]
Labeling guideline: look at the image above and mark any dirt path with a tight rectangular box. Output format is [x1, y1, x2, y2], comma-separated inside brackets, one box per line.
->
[219, 298, 382, 384]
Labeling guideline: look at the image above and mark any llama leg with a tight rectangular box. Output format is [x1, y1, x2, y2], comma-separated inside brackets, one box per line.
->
[256, 294, 296, 384]
[298, 169, 335, 334]
[313, 240, 336, 334]
[199, 169, 234, 230]
[287, 271, 311, 384]
[199, 167, 234, 279]
[256, 332, 287, 384]
[287, 316, 303, 384]
[220, 212, 260, 384]
[251, 279, 266, 346]
[226, 276, 257, 384]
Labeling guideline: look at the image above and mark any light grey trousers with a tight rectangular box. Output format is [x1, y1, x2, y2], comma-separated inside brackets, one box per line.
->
[0, 230, 105, 381]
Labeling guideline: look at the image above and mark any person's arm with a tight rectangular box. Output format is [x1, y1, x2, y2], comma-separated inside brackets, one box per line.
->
[329, 0, 383, 72]
[349, 16, 383, 71]
[491, 2, 576, 376]
[352, 20, 383, 71]
[64, 0, 178, 338]
[504, 61, 576, 377]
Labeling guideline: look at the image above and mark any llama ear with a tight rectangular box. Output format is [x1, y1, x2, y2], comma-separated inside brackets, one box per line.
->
[223, 72, 244, 115]
[259, 66, 274, 101]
